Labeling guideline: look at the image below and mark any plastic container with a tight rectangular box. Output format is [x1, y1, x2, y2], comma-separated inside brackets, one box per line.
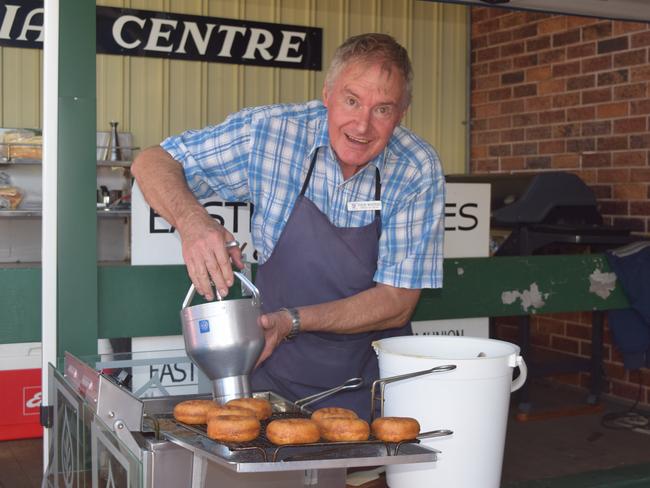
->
[373, 335, 527, 488]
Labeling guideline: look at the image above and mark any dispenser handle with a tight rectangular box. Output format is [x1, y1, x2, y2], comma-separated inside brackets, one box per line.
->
[181, 271, 261, 309]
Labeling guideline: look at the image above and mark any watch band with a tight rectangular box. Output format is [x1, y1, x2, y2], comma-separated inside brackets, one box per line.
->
[280, 307, 301, 341]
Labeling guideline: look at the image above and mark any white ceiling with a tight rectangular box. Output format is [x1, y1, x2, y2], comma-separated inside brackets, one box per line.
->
[430, 0, 650, 23]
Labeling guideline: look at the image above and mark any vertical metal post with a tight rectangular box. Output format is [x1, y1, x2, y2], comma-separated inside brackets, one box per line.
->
[56, 0, 97, 356]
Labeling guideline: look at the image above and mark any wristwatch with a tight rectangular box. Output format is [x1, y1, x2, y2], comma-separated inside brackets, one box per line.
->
[280, 307, 301, 341]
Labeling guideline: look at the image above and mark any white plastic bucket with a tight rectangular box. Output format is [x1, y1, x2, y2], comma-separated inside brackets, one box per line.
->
[373, 336, 527, 488]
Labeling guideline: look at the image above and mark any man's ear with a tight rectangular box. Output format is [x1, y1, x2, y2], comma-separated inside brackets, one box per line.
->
[322, 84, 329, 108]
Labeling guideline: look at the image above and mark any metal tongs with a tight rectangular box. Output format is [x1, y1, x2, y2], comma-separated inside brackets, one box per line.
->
[294, 377, 364, 411]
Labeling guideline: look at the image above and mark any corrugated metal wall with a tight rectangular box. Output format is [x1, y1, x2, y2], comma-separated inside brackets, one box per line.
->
[1, 0, 468, 173]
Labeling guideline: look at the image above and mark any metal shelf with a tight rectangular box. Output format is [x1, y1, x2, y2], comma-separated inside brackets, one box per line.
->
[0, 208, 130, 218]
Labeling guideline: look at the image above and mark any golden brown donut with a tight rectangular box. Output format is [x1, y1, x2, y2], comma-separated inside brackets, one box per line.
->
[173, 399, 219, 425]
[226, 397, 273, 420]
[207, 414, 261, 443]
[266, 418, 321, 445]
[318, 417, 370, 442]
[371, 417, 420, 442]
[311, 407, 358, 423]
[206, 405, 257, 422]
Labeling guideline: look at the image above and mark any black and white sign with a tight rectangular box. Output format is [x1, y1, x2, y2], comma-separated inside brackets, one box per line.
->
[0, 2, 322, 70]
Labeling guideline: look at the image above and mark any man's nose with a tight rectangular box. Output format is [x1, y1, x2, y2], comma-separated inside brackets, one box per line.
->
[355, 108, 372, 132]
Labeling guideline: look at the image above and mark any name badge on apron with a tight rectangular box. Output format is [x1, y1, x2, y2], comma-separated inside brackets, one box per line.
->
[347, 200, 382, 212]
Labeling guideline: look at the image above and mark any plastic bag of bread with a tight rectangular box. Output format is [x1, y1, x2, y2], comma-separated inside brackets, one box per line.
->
[0, 129, 42, 160]
[0, 171, 24, 210]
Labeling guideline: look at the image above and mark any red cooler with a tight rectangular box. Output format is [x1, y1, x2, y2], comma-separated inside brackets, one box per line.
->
[0, 368, 42, 440]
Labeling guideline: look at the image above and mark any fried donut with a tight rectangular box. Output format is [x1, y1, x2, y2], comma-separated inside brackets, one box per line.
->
[318, 417, 370, 442]
[371, 417, 420, 442]
[206, 405, 257, 422]
[173, 399, 219, 425]
[226, 397, 273, 420]
[311, 407, 358, 424]
[266, 418, 321, 445]
[207, 414, 261, 443]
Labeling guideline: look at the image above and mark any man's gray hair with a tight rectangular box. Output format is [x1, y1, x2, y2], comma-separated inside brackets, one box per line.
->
[325, 33, 413, 108]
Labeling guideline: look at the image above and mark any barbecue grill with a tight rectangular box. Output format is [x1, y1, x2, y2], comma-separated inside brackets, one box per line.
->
[446, 171, 637, 411]
[44, 351, 451, 488]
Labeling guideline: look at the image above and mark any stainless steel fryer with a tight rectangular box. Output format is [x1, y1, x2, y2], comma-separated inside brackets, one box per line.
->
[44, 350, 451, 488]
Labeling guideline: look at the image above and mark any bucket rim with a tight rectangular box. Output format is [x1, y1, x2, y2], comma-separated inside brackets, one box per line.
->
[372, 335, 521, 361]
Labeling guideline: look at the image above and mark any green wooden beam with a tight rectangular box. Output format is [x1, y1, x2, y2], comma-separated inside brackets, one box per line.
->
[56, 0, 97, 356]
[0, 255, 630, 344]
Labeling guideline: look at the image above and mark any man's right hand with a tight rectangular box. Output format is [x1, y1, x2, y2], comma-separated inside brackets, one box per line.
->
[179, 212, 244, 301]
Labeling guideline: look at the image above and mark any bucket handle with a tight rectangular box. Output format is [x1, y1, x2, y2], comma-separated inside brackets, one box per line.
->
[510, 355, 527, 393]
[370, 364, 456, 421]
[181, 271, 261, 309]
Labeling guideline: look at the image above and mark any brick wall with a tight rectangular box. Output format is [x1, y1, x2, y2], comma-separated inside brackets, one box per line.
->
[470, 6, 650, 406]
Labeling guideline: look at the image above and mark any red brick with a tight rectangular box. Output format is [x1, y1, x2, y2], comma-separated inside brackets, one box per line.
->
[526, 156, 551, 169]
[473, 159, 499, 172]
[552, 61, 581, 77]
[581, 121, 611, 136]
[567, 106, 596, 121]
[512, 113, 538, 126]
[583, 22, 613, 40]
[566, 323, 591, 340]
[597, 136, 629, 151]
[539, 109, 565, 124]
[502, 70, 525, 84]
[630, 100, 650, 115]
[613, 117, 647, 134]
[631, 201, 650, 216]
[567, 74, 595, 91]
[582, 54, 613, 73]
[567, 42, 597, 59]
[488, 87, 512, 102]
[597, 69, 629, 86]
[550, 336, 580, 354]
[598, 36, 630, 54]
[473, 34, 488, 50]
[631, 134, 650, 148]
[501, 41, 525, 57]
[613, 151, 647, 167]
[473, 91, 489, 105]
[552, 154, 579, 168]
[526, 66, 553, 81]
[553, 93, 580, 108]
[539, 48, 566, 64]
[631, 30, 650, 48]
[500, 128, 525, 142]
[553, 123, 580, 138]
[473, 62, 489, 77]
[598, 168, 630, 183]
[613, 183, 647, 200]
[539, 140, 565, 154]
[512, 24, 538, 41]
[596, 102, 629, 118]
[630, 65, 650, 82]
[499, 11, 528, 29]
[612, 216, 646, 232]
[613, 21, 648, 35]
[583, 153, 611, 168]
[582, 88, 612, 105]
[553, 29, 581, 48]
[513, 53, 538, 68]
[500, 157, 526, 171]
[599, 200, 628, 214]
[567, 16, 599, 29]
[514, 84, 537, 98]
[539, 79, 566, 95]
[489, 29, 513, 46]
[614, 83, 647, 100]
[488, 115, 512, 130]
[473, 17, 500, 36]
[471, 146, 488, 159]
[630, 168, 650, 181]
[475, 74, 500, 90]
[538, 16, 567, 34]
[500, 99, 525, 114]
[526, 96, 552, 111]
[614, 49, 647, 68]
[512, 142, 538, 155]
[477, 131, 500, 145]
[567, 138, 595, 152]
[526, 36, 551, 53]
[490, 59, 514, 73]
[525, 125, 552, 139]
[477, 46, 500, 62]
[489, 144, 512, 157]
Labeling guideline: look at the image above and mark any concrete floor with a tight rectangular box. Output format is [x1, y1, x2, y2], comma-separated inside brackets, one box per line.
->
[2, 380, 650, 487]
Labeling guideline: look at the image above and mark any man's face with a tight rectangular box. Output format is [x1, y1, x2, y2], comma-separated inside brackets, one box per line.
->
[323, 60, 407, 179]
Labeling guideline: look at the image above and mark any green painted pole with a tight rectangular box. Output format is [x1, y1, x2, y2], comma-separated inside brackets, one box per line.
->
[56, 0, 97, 357]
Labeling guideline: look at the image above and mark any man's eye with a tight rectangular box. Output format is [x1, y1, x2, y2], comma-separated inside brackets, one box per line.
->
[345, 97, 357, 106]
[376, 106, 391, 116]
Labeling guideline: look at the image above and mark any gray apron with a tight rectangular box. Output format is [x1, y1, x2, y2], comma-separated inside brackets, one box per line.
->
[251, 149, 411, 421]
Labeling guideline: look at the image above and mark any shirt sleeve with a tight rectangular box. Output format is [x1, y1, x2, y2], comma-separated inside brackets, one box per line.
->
[160, 110, 254, 202]
[375, 149, 445, 290]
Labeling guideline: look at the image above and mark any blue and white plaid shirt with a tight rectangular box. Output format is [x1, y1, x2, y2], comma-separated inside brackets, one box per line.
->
[161, 100, 445, 289]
